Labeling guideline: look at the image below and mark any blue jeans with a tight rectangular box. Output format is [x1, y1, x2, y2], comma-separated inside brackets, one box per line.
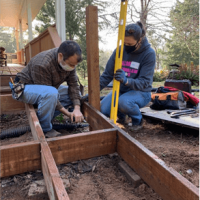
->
[101, 90, 151, 125]
[15, 84, 73, 132]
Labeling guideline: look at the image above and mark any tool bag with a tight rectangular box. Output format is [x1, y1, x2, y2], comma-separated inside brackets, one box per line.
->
[9, 81, 25, 100]
[150, 90, 186, 110]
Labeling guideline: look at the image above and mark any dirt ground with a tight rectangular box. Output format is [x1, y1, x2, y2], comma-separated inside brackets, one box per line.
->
[0, 110, 199, 200]
[0, 111, 33, 146]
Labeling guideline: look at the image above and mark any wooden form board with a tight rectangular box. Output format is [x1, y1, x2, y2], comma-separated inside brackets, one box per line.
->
[0, 86, 11, 94]
[0, 75, 16, 86]
[47, 128, 117, 165]
[25, 103, 69, 199]
[41, 142, 70, 200]
[0, 94, 25, 114]
[25, 104, 46, 141]
[1, 100, 198, 200]
[0, 141, 41, 177]
[141, 107, 199, 130]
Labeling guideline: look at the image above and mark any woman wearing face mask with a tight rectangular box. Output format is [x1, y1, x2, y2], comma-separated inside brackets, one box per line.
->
[13, 40, 84, 138]
[100, 21, 156, 130]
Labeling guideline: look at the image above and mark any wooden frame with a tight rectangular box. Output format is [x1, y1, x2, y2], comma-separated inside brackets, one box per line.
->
[0, 5, 199, 200]
[0, 95, 199, 200]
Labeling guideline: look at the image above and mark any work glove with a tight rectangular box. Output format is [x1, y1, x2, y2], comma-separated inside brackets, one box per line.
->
[114, 69, 127, 85]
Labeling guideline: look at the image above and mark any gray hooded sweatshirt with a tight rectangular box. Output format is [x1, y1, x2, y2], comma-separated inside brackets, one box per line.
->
[100, 37, 156, 93]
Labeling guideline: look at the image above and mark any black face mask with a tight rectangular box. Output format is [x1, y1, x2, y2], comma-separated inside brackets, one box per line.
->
[124, 41, 139, 54]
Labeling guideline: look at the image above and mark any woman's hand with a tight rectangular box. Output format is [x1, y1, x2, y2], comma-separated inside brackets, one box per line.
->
[114, 69, 128, 85]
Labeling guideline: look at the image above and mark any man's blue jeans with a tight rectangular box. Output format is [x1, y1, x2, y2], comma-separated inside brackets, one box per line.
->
[16, 84, 73, 132]
[101, 90, 151, 125]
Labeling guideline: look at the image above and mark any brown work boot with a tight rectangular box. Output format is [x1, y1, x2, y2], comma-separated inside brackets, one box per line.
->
[116, 115, 130, 125]
[45, 129, 61, 138]
[128, 119, 144, 131]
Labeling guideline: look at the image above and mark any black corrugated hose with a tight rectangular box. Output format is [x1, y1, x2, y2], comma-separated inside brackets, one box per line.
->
[0, 123, 89, 140]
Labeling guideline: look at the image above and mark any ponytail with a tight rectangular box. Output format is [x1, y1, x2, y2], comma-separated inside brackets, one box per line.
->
[136, 21, 146, 38]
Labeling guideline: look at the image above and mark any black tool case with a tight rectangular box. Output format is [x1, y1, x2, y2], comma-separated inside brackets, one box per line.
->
[164, 79, 192, 93]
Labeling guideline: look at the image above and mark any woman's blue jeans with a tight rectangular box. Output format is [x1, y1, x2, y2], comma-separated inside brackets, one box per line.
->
[15, 84, 73, 132]
[101, 90, 151, 125]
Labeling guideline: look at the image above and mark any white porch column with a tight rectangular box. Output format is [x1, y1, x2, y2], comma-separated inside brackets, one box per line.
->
[19, 19, 24, 49]
[27, 0, 33, 42]
[55, 0, 66, 42]
[15, 29, 20, 52]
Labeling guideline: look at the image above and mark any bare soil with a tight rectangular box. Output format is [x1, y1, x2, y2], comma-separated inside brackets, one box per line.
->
[0, 111, 33, 146]
[0, 111, 199, 200]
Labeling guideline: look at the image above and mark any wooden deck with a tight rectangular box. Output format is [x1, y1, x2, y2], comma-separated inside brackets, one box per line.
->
[0, 64, 25, 75]
[0, 64, 25, 94]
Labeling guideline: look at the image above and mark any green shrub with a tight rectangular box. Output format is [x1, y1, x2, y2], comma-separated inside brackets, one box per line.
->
[174, 64, 199, 86]
[153, 71, 168, 82]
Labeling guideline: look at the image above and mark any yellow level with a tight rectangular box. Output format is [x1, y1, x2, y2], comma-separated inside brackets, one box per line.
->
[110, 0, 128, 124]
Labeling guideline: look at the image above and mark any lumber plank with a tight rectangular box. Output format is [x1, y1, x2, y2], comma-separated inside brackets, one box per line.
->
[47, 128, 117, 165]
[0, 94, 25, 113]
[48, 26, 62, 48]
[41, 142, 69, 200]
[0, 86, 11, 94]
[25, 104, 46, 141]
[82, 102, 113, 130]
[0, 75, 16, 86]
[118, 161, 142, 188]
[86, 6, 101, 111]
[0, 141, 41, 177]
[117, 131, 199, 200]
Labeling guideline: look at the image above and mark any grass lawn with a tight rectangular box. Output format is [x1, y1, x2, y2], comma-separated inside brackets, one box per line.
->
[83, 81, 199, 99]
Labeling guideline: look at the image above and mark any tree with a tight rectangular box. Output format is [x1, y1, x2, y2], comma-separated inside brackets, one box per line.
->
[0, 27, 16, 53]
[162, 0, 199, 66]
[126, 0, 172, 33]
[99, 49, 112, 74]
[35, 0, 55, 34]
[35, 0, 114, 82]
[35, 0, 111, 39]
[147, 30, 165, 69]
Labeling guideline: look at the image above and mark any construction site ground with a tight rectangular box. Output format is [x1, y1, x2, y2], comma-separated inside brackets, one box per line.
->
[0, 104, 199, 200]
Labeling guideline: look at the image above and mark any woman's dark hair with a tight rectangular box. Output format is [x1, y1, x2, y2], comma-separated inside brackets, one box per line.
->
[58, 40, 82, 62]
[125, 21, 146, 41]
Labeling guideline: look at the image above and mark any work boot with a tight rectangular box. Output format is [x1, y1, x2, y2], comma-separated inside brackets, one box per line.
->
[116, 115, 130, 125]
[128, 119, 144, 131]
[116, 118, 125, 124]
[45, 129, 61, 138]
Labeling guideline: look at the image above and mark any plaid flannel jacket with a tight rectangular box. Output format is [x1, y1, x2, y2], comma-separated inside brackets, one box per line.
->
[17, 48, 81, 110]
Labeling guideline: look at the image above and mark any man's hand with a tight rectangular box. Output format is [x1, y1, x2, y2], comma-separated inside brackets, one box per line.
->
[114, 69, 128, 85]
[71, 105, 84, 123]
